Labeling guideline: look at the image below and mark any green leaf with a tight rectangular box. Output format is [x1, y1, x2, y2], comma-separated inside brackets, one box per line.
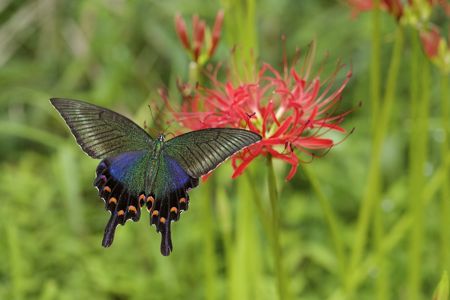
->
[433, 271, 449, 300]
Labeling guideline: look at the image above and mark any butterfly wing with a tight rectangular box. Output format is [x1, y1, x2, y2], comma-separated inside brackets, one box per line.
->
[148, 128, 260, 255]
[51, 98, 155, 247]
[95, 151, 152, 247]
[148, 154, 199, 256]
[164, 128, 262, 178]
[50, 98, 153, 158]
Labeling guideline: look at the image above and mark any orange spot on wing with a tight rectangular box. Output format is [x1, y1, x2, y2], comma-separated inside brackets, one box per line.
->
[147, 196, 155, 204]
[128, 205, 137, 213]
[108, 197, 117, 205]
[179, 197, 186, 204]
[152, 210, 159, 217]
[103, 186, 111, 193]
[170, 207, 178, 214]
[159, 217, 166, 224]
[117, 210, 125, 216]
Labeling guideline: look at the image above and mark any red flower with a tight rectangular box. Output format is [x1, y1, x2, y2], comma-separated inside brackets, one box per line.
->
[164, 46, 353, 180]
[347, 0, 404, 19]
[420, 25, 441, 58]
[175, 11, 224, 63]
[347, 0, 450, 19]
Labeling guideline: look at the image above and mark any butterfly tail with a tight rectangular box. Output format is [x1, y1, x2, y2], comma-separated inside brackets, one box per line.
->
[102, 213, 119, 247]
[160, 221, 173, 256]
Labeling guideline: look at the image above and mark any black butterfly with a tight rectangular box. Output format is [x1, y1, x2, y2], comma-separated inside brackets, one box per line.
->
[50, 98, 261, 255]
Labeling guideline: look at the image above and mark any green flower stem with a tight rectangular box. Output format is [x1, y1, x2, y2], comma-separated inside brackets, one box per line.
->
[266, 155, 288, 300]
[303, 166, 347, 283]
[440, 71, 449, 272]
[215, 177, 234, 300]
[370, 4, 389, 298]
[203, 176, 217, 300]
[370, 0, 381, 131]
[231, 173, 261, 299]
[6, 218, 24, 300]
[246, 171, 272, 237]
[221, 0, 257, 82]
[188, 61, 201, 85]
[348, 26, 404, 297]
[340, 152, 450, 295]
[408, 40, 431, 300]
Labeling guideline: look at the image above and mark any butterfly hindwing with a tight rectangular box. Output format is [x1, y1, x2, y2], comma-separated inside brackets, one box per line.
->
[94, 151, 152, 247]
[50, 98, 153, 158]
[148, 155, 199, 255]
[164, 128, 262, 178]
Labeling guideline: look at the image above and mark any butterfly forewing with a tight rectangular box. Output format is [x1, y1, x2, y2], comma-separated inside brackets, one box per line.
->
[164, 128, 262, 178]
[50, 98, 153, 159]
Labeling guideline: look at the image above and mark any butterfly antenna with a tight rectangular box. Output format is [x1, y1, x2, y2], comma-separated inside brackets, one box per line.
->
[146, 104, 160, 137]
[147, 104, 156, 126]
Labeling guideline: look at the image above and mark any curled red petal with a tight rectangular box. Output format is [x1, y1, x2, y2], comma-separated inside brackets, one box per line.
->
[231, 152, 259, 179]
[174, 14, 191, 50]
[208, 10, 224, 57]
[293, 137, 334, 149]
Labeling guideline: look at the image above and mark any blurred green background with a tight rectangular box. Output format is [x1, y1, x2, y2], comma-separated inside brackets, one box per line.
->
[0, 0, 448, 299]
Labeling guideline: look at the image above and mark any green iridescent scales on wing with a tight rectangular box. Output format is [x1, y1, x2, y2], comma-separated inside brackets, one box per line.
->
[165, 128, 262, 178]
[50, 98, 262, 256]
[50, 98, 154, 158]
[106, 151, 152, 195]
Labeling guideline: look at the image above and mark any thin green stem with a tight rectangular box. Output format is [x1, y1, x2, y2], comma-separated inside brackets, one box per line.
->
[303, 166, 347, 283]
[374, 183, 389, 300]
[231, 174, 261, 299]
[215, 180, 234, 300]
[246, 171, 272, 237]
[338, 152, 450, 295]
[203, 176, 217, 300]
[370, 5, 389, 298]
[221, 0, 257, 82]
[348, 26, 404, 297]
[266, 155, 288, 300]
[188, 61, 201, 85]
[440, 71, 449, 272]
[370, 3, 389, 297]
[408, 42, 430, 300]
[370, 0, 381, 131]
[6, 219, 24, 300]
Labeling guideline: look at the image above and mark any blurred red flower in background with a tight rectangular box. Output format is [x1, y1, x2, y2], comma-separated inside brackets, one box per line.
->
[163, 46, 353, 180]
[347, 0, 450, 70]
[175, 10, 224, 63]
[420, 25, 441, 58]
[347, 0, 450, 19]
[347, 0, 404, 19]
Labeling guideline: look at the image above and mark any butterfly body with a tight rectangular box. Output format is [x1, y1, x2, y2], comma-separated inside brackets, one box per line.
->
[50, 98, 261, 256]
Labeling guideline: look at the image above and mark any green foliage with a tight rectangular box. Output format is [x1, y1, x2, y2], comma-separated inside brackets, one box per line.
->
[0, 1, 448, 299]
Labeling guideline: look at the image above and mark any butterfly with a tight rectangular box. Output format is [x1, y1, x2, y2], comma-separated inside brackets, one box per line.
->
[50, 98, 261, 256]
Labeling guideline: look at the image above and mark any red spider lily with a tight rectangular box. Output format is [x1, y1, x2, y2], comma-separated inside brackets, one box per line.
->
[348, 0, 449, 19]
[163, 47, 353, 180]
[347, 0, 404, 19]
[175, 11, 224, 64]
[420, 25, 441, 58]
